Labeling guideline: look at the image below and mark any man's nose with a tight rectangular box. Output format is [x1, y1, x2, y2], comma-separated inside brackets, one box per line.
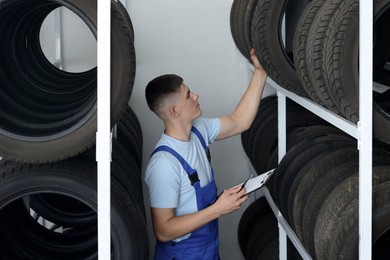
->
[192, 92, 199, 100]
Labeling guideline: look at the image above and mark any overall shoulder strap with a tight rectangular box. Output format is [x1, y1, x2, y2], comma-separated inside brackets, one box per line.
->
[191, 126, 207, 149]
[151, 145, 200, 187]
[191, 126, 211, 162]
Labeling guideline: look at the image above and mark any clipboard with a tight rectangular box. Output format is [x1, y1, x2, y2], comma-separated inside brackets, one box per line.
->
[232, 168, 275, 194]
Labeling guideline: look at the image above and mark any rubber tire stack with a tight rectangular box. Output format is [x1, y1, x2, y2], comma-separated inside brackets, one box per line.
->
[231, 0, 390, 258]
[0, 0, 148, 259]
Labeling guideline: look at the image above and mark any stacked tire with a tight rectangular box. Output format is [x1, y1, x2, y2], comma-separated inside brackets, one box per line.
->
[239, 96, 390, 259]
[233, 0, 390, 258]
[238, 197, 302, 259]
[231, 0, 390, 145]
[0, 0, 148, 259]
[241, 95, 331, 174]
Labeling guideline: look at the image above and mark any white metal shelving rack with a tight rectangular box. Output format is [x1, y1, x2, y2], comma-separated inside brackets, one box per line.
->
[94, 0, 373, 258]
[97, 0, 112, 259]
[253, 1, 373, 259]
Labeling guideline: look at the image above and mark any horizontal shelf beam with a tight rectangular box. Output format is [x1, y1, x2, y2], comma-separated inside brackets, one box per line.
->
[266, 78, 358, 139]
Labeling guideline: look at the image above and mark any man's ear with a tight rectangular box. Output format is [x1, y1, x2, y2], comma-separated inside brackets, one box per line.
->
[169, 106, 180, 118]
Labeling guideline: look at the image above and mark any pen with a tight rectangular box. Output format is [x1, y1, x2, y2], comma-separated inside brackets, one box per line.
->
[237, 174, 253, 193]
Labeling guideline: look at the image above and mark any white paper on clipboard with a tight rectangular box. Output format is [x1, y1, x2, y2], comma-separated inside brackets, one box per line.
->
[232, 168, 275, 194]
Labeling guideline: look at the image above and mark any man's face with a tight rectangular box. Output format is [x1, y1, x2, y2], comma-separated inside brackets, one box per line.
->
[174, 83, 202, 121]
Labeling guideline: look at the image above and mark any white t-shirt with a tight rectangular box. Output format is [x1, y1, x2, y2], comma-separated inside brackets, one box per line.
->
[145, 118, 220, 241]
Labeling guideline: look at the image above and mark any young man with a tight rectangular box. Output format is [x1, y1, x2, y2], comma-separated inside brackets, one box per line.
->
[145, 49, 267, 259]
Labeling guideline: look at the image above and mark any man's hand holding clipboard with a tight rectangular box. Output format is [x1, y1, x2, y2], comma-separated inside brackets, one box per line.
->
[233, 168, 275, 195]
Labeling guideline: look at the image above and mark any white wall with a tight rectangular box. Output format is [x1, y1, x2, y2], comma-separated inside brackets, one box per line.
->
[40, 8, 96, 72]
[41, 1, 274, 259]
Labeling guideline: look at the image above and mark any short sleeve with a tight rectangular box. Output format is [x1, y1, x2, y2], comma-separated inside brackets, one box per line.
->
[144, 156, 181, 208]
[193, 118, 220, 145]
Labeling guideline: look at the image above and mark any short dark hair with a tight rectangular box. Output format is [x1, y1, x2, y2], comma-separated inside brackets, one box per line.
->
[145, 74, 184, 114]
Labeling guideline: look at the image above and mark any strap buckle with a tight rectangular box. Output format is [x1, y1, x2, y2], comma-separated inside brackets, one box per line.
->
[188, 172, 199, 186]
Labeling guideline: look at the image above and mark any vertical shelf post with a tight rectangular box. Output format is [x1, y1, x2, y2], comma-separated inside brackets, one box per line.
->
[53, 8, 63, 70]
[358, 0, 373, 259]
[277, 92, 287, 260]
[97, 0, 111, 259]
[277, 92, 287, 162]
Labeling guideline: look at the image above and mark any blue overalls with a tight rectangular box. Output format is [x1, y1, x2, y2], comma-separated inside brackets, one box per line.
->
[151, 126, 220, 260]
